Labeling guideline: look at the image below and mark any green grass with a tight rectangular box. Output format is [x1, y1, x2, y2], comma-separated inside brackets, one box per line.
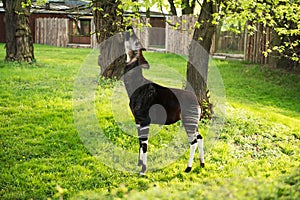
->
[0, 44, 299, 199]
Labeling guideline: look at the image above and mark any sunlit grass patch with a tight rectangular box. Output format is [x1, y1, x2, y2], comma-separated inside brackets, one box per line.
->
[0, 44, 299, 199]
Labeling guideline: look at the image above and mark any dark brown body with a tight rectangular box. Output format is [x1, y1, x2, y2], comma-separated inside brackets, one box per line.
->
[129, 82, 200, 126]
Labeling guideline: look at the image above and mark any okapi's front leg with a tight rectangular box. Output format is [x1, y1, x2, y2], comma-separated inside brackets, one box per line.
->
[137, 124, 149, 176]
[136, 124, 142, 166]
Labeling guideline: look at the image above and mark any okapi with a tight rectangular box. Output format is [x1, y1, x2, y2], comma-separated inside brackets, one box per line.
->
[123, 29, 204, 175]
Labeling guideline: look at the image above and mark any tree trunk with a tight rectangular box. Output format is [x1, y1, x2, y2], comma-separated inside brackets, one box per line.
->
[182, 0, 196, 15]
[186, 0, 218, 118]
[3, 0, 34, 62]
[93, 0, 126, 79]
[168, 0, 177, 15]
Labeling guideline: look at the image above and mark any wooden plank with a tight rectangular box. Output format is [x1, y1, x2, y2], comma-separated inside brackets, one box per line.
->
[60, 19, 63, 47]
[50, 18, 54, 46]
[54, 18, 58, 46]
[41, 18, 44, 44]
[35, 18, 40, 44]
[91, 18, 96, 48]
[34, 18, 69, 47]
[43, 18, 47, 44]
[165, 15, 199, 55]
[58, 18, 62, 47]
[244, 22, 248, 60]
[63, 18, 68, 47]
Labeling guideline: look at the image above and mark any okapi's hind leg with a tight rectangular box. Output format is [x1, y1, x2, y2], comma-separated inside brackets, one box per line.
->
[197, 133, 205, 168]
[184, 132, 205, 172]
[182, 104, 205, 172]
[180, 99, 205, 172]
[185, 138, 198, 173]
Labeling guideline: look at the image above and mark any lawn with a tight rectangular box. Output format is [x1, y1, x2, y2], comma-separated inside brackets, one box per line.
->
[0, 44, 299, 199]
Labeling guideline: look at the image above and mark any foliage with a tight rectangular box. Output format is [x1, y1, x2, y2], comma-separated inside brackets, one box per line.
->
[0, 44, 299, 199]
[21, 0, 47, 8]
[220, 0, 300, 66]
[94, 0, 300, 66]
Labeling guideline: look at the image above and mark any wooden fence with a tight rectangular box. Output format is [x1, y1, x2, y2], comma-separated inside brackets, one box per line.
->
[90, 18, 100, 49]
[34, 16, 272, 65]
[165, 15, 273, 66]
[166, 15, 197, 55]
[132, 17, 150, 49]
[244, 22, 272, 64]
[35, 18, 69, 47]
[165, 15, 224, 55]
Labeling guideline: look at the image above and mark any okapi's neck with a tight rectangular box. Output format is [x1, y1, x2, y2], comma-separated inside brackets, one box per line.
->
[124, 66, 147, 97]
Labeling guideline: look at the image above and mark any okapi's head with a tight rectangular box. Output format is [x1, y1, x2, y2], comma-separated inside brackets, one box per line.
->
[124, 26, 143, 63]
[125, 48, 149, 70]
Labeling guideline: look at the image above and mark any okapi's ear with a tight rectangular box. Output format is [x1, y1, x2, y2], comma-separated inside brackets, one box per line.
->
[124, 26, 133, 41]
[138, 48, 147, 59]
[138, 48, 149, 69]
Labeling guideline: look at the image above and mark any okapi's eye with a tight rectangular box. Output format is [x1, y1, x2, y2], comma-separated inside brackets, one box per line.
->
[135, 41, 140, 48]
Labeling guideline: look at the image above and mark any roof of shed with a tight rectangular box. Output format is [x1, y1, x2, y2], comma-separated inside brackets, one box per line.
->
[0, 1, 168, 18]
[0, 0, 91, 15]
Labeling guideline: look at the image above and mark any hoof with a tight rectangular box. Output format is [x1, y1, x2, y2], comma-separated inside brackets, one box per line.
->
[200, 162, 205, 168]
[140, 172, 146, 176]
[184, 167, 192, 173]
[139, 164, 146, 176]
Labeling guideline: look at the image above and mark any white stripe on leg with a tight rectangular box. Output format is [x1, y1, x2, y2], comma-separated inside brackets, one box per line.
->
[188, 143, 197, 168]
[140, 126, 149, 131]
[198, 138, 205, 165]
[142, 152, 147, 167]
[140, 140, 148, 175]
[140, 152, 147, 176]
[141, 140, 148, 165]
[139, 147, 143, 162]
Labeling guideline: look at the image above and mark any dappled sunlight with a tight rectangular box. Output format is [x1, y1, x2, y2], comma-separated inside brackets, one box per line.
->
[214, 59, 300, 119]
[228, 101, 300, 131]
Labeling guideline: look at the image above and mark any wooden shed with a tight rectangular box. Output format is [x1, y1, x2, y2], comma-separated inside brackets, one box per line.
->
[0, 0, 93, 47]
